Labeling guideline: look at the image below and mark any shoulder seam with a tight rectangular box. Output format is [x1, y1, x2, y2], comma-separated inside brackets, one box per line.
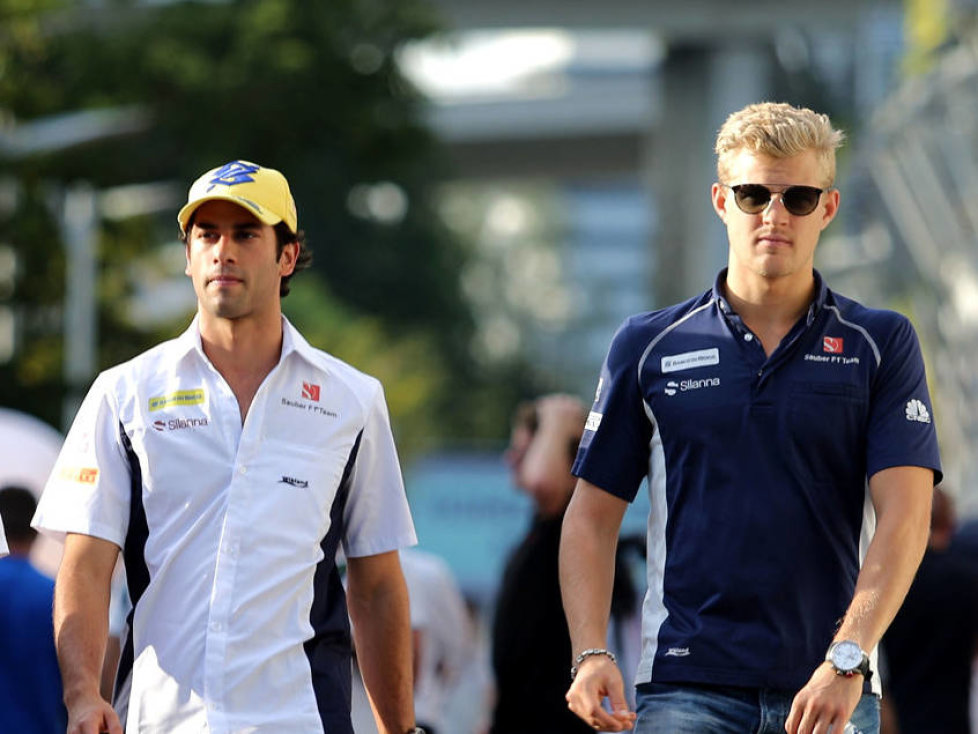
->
[824, 305, 882, 367]
[637, 299, 717, 380]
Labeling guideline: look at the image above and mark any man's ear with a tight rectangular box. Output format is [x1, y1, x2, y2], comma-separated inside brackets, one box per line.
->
[279, 241, 299, 277]
[711, 182, 729, 223]
[819, 188, 841, 231]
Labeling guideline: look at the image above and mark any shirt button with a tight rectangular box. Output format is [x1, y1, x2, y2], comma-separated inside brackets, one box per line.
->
[238, 466, 247, 475]
[744, 333, 753, 342]
[210, 621, 223, 632]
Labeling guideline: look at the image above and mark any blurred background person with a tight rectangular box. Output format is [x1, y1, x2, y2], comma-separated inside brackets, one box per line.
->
[0, 485, 67, 734]
[881, 485, 978, 734]
[400, 546, 473, 734]
[0, 408, 66, 576]
[950, 514, 978, 733]
[490, 394, 638, 734]
[352, 547, 473, 734]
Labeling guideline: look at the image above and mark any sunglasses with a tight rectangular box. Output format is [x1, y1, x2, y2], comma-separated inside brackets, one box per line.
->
[723, 183, 827, 217]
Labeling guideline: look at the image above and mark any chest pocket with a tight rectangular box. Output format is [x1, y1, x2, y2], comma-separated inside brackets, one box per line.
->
[787, 381, 868, 483]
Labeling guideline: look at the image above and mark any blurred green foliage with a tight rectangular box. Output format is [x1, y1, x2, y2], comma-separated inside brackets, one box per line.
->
[0, 0, 533, 454]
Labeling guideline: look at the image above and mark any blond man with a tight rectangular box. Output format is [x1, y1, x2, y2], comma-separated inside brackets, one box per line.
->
[560, 103, 941, 734]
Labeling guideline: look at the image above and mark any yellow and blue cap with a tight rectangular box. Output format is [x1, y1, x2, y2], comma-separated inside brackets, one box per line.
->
[178, 160, 298, 235]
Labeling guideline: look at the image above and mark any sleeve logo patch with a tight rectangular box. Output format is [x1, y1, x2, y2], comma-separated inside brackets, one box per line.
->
[661, 348, 720, 374]
[58, 466, 99, 484]
[585, 411, 603, 432]
[905, 399, 931, 424]
[149, 389, 205, 412]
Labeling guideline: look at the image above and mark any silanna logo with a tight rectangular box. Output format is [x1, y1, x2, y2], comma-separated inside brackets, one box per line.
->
[664, 377, 720, 396]
[153, 417, 209, 432]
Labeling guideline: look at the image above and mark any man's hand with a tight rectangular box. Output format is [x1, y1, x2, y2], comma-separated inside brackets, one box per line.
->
[785, 662, 863, 734]
[565, 655, 636, 732]
[66, 692, 123, 734]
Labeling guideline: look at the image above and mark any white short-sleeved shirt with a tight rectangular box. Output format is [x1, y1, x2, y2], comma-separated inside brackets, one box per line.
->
[0, 519, 7, 557]
[34, 317, 417, 734]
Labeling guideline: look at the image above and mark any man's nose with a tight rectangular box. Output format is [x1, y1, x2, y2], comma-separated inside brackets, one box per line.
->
[761, 192, 790, 221]
[212, 233, 237, 261]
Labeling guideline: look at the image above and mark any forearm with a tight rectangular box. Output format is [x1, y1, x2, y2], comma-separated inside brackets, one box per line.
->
[348, 552, 414, 734]
[560, 481, 636, 730]
[54, 535, 117, 708]
[834, 467, 933, 651]
[559, 481, 626, 655]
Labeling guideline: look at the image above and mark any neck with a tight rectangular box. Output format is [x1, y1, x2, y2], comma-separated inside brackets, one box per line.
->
[723, 268, 815, 329]
[6, 541, 32, 557]
[199, 309, 282, 369]
[198, 309, 284, 422]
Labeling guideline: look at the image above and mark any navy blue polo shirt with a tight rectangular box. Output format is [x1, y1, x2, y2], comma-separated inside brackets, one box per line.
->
[573, 269, 941, 693]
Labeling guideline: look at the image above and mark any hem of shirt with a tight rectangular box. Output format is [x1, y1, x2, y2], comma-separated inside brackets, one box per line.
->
[345, 533, 418, 559]
[867, 459, 942, 486]
[570, 464, 637, 502]
[32, 518, 124, 549]
[635, 662, 877, 697]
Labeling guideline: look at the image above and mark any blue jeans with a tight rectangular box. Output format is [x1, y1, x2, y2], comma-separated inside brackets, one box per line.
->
[634, 682, 880, 734]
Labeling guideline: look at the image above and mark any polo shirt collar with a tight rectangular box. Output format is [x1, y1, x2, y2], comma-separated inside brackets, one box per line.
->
[712, 268, 829, 326]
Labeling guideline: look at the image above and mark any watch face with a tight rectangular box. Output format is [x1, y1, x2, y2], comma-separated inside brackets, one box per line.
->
[831, 641, 863, 670]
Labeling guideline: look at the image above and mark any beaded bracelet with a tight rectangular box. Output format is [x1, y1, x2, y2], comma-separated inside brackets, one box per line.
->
[570, 648, 617, 680]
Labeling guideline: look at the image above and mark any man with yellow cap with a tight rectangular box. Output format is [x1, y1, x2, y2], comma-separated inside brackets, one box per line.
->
[34, 160, 425, 734]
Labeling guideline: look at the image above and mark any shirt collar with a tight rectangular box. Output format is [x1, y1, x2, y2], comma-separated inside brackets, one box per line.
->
[173, 314, 319, 369]
[280, 315, 321, 367]
[712, 268, 829, 325]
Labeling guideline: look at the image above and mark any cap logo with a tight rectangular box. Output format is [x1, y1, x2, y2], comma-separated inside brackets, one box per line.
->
[207, 160, 260, 191]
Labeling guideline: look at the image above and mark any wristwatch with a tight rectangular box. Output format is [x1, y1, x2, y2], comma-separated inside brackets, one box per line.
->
[825, 640, 872, 680]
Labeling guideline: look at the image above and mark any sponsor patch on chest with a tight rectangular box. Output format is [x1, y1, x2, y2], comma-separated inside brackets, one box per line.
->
[661, 348, 719, 373]
[148, 389, 205, 412]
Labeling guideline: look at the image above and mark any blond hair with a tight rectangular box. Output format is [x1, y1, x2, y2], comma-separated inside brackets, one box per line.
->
[715, 102, 845, 186]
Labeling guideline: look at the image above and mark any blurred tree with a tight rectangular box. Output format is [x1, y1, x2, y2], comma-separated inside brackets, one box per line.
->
[0, 0, 535, 450]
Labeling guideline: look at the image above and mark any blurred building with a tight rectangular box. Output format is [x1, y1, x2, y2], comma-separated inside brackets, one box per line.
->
[401, 1, 978, 514]
[403, 2, 907, 400]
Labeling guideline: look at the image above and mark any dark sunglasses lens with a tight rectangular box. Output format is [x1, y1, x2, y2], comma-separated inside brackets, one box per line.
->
[782, 186, 821, 215]
[733, 185, 770, 214]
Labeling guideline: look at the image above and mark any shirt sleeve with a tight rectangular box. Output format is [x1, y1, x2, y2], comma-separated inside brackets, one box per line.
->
[865, 315, 942, 483]
[32, 372, 134, 548]
[341, 381, 417, 558]
[572, 316, 655, 501]
[0, 520, 7, 557]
